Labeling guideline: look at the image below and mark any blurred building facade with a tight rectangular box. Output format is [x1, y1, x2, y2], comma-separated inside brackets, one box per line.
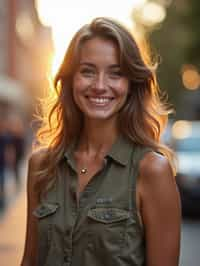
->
[0, 0, 53, 210]
[0, 0, 53, 116]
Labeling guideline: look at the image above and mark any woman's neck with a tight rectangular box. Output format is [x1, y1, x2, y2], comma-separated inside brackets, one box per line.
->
[77, 118, 119, 157]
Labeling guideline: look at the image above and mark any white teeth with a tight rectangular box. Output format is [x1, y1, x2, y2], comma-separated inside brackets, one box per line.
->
[89, 97, 111, 104]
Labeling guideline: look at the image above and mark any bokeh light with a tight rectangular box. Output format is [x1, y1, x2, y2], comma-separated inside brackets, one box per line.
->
[172, 120, 192, 139]
[139, 2, 166, 26]
[181, 64, 200, 90]
[16, 12, 35, 43]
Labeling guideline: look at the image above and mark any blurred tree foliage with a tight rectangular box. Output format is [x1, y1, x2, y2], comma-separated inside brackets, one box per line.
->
[182, 0, 200, 67]
[145, 0, 199, 117]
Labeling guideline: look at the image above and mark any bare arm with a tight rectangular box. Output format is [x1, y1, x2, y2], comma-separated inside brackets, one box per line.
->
[21, 153, 41, 266]
[137, 152, 181, 266]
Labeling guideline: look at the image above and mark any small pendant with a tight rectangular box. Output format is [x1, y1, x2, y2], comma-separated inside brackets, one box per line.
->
[80, 168, 87, 174]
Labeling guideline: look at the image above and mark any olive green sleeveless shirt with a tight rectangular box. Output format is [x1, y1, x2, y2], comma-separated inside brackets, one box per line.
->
[33, 136, 151, 266]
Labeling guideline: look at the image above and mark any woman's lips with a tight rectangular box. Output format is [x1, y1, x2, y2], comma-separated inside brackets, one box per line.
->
[86, 96, 114, 106]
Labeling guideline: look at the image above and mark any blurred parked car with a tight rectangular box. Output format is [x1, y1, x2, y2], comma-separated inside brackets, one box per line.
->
[171, 120, 200, 217]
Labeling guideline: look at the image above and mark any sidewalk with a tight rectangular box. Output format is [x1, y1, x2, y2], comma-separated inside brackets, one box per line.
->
[0, 165, 27, 266]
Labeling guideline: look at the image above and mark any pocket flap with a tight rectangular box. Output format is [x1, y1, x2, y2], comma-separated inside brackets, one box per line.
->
[33, 202, 59, 218]
[88, 208, 130, 224]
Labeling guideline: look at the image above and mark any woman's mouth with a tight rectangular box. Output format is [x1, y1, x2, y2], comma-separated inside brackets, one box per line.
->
[86, 96, 114, 106]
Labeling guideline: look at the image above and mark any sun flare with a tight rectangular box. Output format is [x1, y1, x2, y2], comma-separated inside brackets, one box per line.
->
[35, 0, 159, 78]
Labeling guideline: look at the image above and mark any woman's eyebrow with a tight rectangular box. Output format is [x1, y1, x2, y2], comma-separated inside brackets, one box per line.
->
[79, 62, 95, 67]
[79, 62, 121, 69]
[109, 64, 121, 69]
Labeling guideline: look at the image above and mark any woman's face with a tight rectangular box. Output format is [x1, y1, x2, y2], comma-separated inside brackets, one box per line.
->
[72, 37, 129, 122]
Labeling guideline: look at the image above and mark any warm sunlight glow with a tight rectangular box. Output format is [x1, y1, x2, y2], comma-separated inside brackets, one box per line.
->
[35, 0, 148, 78]
[35, 0, 57, 27]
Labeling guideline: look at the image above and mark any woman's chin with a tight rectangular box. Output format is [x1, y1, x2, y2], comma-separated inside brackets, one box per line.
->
[84, 112, 116, 122]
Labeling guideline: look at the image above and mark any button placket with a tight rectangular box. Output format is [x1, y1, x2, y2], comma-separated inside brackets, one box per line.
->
[63, 166, 78, 266]
[78, 161, 108, 209]
[63, 226, 74, 266]
[79, 186, 93, 208]
[62, 153, 110, 265]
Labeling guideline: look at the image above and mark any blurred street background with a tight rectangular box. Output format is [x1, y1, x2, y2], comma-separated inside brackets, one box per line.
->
[0, 0, 200, 265]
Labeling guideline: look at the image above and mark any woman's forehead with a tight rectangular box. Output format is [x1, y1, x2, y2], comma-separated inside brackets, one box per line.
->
[78, 37, 120, 65]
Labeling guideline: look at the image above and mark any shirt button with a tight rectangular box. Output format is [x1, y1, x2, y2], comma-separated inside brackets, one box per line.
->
[88, 242, 94, 250]
[64, 255, 69, 262]
[65, 228, 70, 235]
[104, 213, 111, 220]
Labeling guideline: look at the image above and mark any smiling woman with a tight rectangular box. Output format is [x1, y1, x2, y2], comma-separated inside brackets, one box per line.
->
[21, 17, 181, 266]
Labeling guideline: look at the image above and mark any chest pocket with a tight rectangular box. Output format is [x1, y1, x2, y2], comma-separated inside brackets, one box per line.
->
[88, 208, 130, 223]
[33, 202, 60, 266]
[33, 202, 59, 244]
[87, 207, 132, 252]
[33, 202, 59, 219]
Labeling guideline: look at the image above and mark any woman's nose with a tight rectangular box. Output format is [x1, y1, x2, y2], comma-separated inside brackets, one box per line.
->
[92, 74, 107, 91]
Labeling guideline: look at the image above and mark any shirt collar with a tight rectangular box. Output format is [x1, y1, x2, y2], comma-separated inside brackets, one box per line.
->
[106, 135, 134, 166]
[64, 135, 134, 167]
[64, 141, 76, 161]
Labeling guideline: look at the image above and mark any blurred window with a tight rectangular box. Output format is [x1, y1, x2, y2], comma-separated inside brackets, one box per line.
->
[175, 137, 200, 152]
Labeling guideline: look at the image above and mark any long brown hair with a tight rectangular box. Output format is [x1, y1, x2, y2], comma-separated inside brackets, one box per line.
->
[35, 17, 176, 195]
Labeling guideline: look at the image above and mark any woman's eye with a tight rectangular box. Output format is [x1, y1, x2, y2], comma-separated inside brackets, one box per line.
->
[80, 68, 95, 76]
[109, 71, 123, 78]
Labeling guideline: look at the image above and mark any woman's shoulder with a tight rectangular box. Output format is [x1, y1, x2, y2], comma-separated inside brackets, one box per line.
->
[140, 150, 170, 174]
[138, 151, 175, 194]
[29, 148, 48, 166]
[27, 148, 49, 179]
[139, 151, 172, 177]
